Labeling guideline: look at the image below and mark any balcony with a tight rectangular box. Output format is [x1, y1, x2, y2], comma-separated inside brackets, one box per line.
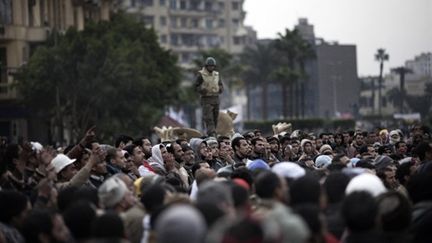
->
[0, 68, 18, 100]
[0, 25, 47, 42]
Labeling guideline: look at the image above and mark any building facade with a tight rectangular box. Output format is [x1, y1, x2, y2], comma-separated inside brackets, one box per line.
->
[121, 0, 256, 68]
[246, 19, 359, 120]
[0, 0, 113, 142]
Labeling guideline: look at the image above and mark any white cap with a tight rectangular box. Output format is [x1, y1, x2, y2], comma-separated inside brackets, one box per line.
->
[31, 141, 43, 153]
[272, 162, 306, 180]
[345, 173, 387, 197]
[50, 154, 76, 174]
[315, 155, 332, 168]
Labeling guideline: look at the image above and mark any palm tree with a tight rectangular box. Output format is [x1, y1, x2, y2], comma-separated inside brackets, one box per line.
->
[241, 42, 276, 120]
[374, 48, 389, 116]
[295, 40, 316, 118]
[273, 28, 315, 118]
[273, 28, 304, 118]
[391, 66, 412, 113]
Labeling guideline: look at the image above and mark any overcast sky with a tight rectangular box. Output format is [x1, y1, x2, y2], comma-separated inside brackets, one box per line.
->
[243, 0, 432, 76]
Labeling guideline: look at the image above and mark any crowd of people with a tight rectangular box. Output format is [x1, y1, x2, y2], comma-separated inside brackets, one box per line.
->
[0, 124, 432, 243]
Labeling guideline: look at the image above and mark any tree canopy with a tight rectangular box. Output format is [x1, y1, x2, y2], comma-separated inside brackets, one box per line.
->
[15, 13, 181, 142]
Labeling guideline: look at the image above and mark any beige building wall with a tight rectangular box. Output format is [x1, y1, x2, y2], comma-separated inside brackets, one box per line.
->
[0, 0, 114, 141]
[123, 0, 256, 68]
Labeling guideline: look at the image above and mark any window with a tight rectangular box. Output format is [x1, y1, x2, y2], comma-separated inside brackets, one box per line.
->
[142, 0, 154, 6]
[218, 2, 225, 10]
[180, 0, 187, 9]
[190, 0, 200, 10]
[232, 1, 239, 10]
[170, 16, 177, 28]
[382, 97, 387, 107]
[160, 16, 166, 26]
[232, 18, 239, 27]
[180, 17, 187, 28]
[170, 34, 178, 46]
[204, 1, 212, 11]
[233, 36, 241, 45]
[0, 0, 12, 24]
[205, 19, 213, 29]
[143, 15, 154, 26]
[160, 35, 167, 43]
[169, 0, 176, 9]
[218, 19, 225, 27]
[191, 18, 199, 28]
[159, 0, 166, 6]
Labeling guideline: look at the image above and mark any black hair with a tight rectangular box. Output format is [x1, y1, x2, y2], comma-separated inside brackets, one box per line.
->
[356, 160, 376, 170]
[295, 204, 322, 236]
[231, 136, 246, 152]
[394, 141, 406, 149]
[230, 183, 249, 208]
[63, 200, 97, 241]
[396, 161, 415, 185]
[91, 212, 125, 239]
[22, 209, 56, 243]
[105, 147, 118, 163]
[123, 144, 137, 157]
[250, 137, 264, 146]
[0, 190, 29, 224]
[255, 171, 281, 199]
[182, 145, 193, 152]
[141, 184, 166, 213]
[57, 186, 79, 212]
[342, 191, 378, 232]
[407, 172, 432, 204]
[414, 142, 432, 161]
[376, 191, 411, 232]
[3, 144, 20, 170]
[327, 163, 346, 172]
[217, 136, 230, 144]
[324, 172, 350, 204]
[221, 217, 264, 243]
[196, 202, 225, 228]
[231, 168, 254, 188]
[115, 135, 133, 148]
[290, 175, 321, 206]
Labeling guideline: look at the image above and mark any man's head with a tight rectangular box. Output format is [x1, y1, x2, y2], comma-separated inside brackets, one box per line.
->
[0, 190, 31, 227]
[98, 177, 135, 212]
[204, 57, 216, 72]
[181, 146, 195, 165]
[414, 142, 432, 161]
[232, 137, 250, 159]
[267, 137, 280, 154]
[251, 137, 266, 156]
[106, 148, 127, 170]
[123, 144, 144, 167]
[22, 209, 70, 243]
[255, 171, 286, 202]
[395, 141, 408, 155]
[353, 133, 365, 146]
[342, 191, 378, 232]
[115, 135, 133, 149]
[51, 154, 77, 181]
[167, 142, 184, 163]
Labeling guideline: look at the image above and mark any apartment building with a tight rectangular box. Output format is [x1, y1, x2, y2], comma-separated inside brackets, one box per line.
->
[0, 0, 113, 141]
[122, 0, 256, 67]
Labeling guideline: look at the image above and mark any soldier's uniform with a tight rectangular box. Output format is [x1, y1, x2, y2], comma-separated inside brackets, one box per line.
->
[195, 58, 223, 137]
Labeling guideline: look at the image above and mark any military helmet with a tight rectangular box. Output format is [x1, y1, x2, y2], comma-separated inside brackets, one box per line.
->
[205, 57, 216, 66]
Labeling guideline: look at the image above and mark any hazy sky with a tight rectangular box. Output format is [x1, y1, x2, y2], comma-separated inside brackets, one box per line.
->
[243, 0, 432, 76]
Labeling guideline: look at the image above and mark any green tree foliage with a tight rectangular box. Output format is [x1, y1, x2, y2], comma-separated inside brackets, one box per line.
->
[240, 29, 315, 120]
[15, 13, 181, 142]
